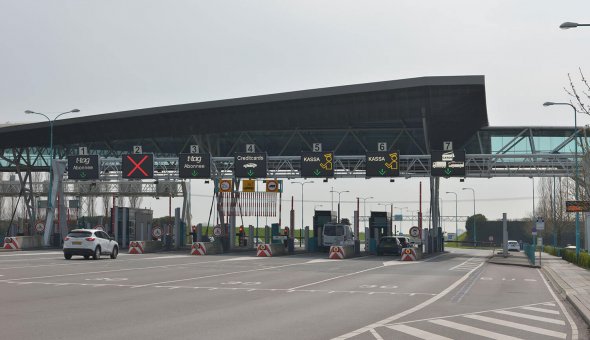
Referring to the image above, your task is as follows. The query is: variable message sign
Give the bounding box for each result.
[234,153,267,178]
[67,155,99,180]
[301,152,334,177]
[430,150,465,177]
[122,154,154,179]
[179,153,211,179]
[365,151,400,177]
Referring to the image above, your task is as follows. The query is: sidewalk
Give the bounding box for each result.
[541,253,590,327]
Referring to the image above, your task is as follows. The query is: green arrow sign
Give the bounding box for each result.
[378,168,386,176]
[313,169,321,176]
[80,172,86,178]
[247,169,254,177]
[191,170,199,177]
[444,168,453,176]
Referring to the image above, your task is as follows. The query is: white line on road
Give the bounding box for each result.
[520,306,560,315]
[0,252,61,257]
[130,262,303,288]
[332,262,484,339]
[463,314,567,339]
[429,319,523,340]
[368,329,383,340]
[538,268,578,340]
[387,324,453,340]
[494,310,565,325]
[289,265,384,290]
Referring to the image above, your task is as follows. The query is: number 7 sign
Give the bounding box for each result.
[122,154,154,179]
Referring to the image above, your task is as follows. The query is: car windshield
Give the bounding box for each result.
[380,238,396,245]
[324,225,344,236]
[67,231,92,238]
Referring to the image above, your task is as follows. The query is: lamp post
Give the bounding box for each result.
[445,191,458,241]
[291,181,314,245]
[358,196,373,229]
[25,109,79,213]
[559,22,590,29]
[330,189,349,221]
[462,187,476,245]
[543,102,580,258]
[394,206,407,234]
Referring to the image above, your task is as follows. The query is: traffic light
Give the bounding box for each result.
[239,225,245,236]
[284,227,289,236]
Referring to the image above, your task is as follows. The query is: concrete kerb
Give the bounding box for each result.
[541,265,590,328]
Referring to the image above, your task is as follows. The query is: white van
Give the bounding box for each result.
[322,223,354,249]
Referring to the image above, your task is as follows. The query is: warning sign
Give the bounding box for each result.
[242,179,255,192]
[219,179,233,192]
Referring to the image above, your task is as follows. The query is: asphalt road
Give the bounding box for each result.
[0,248,587,340]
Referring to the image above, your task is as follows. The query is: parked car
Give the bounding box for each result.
[63,229,119,260]
[377,236,403,256]
[507,240,520,252]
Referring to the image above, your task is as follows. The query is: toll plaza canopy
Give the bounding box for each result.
[0,75,488,160]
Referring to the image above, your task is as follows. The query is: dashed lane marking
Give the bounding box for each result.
[520,306,560,315]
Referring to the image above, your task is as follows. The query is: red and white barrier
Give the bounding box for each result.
[3,237,20,250]
[191,242,207,255]
[128,241,145,254]
[256,244,272,257]
[401,247,417,261]
[329,246,345,259]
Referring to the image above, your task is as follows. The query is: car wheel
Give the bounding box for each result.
[64,253,72,260]
[93,246,101,260]
[110,246,118,259]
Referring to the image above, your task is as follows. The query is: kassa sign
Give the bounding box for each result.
[122,154,154,179]
[365,151,399,177]
[301,152,334,177]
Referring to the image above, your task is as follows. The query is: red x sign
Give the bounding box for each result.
[122,154,154,179]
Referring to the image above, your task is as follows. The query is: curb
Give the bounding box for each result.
[541,265,590,328]
[487,259,537,268]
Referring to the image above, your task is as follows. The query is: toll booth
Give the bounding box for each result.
[311,210,337,252]
[368,211,391,254]
[111,207,153,248]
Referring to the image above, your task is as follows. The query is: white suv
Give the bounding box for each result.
[63,229,119,260]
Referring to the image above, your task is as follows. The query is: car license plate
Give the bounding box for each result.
[72,241,82,245]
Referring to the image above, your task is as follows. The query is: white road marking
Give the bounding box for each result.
[538,268,578,340]
[494,310,565,325]
[463,314,567,339]
[332,261,484,339]
[388,324,453,340]
[541,302,556,307]
[429,319,523,340]
[306,259,333,264]
[368,329,383,340]
[131,262,304,288]
[219,257,263,261]
[480,277,493,280]
[289,265,384,290]
[0,252,61,257]
[520,306,560,315]
[524,279,537,282]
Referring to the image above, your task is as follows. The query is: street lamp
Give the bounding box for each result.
[25,109,79,213]
[292,181,314,244]
[393,206,407,234]
[358,196,373,229]
[330,189,349,221]
[544,101,580,258]
[462,187,476,245]
[445,192,458,241]
[559,22,590,29]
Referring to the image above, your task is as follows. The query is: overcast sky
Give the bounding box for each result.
[1,1,589,230]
